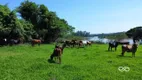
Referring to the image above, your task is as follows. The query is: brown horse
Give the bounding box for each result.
[71,40,79,47]
[87,41,92,46]
[121,43,138,57]
[64,40,79,47]
[65,40,71,47]
[50,43,66,64]
[31,39,42,46]
[78,40,83,47]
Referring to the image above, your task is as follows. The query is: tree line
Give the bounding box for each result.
[73,31,91,37]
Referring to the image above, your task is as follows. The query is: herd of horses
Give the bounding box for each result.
[64,40,92,48]
[49,40,92,64]
[50,40,138,64]
[0,38,42,46]
[0,38,139,64]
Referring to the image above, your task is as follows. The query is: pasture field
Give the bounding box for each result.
[0,44,142,80]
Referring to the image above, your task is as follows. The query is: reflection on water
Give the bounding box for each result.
[88,36,139,44]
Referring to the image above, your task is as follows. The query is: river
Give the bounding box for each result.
[88,36,139,44]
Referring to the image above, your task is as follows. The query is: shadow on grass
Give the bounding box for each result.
[47,59,56,63]
[116,55,132,58]
[47,59,61,64]
[105,50,116,52]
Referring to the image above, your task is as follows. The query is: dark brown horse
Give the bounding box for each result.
[50,43,66,64]
[70,40,78,47]
[65,40,71,47]
[31,39,42,46]
[78,40,83,47]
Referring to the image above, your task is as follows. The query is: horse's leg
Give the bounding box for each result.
[54,57,57,62]
[79,43,81,47]
[108,46,110,51]
[58,56,61,64]
[38,42,40,46]
[86,44,88,47]
[132,52,135,57]
[31,42,34,46]
[50,54,55,60]
[73,44,74,47]
[111,47,112,51]
[115,47,117,51]
[121,51,125,56]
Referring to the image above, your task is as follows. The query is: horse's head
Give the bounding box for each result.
[55,45,60,48]
[79,40,83,43]
[41,39,44,43]
[39,37,44,42]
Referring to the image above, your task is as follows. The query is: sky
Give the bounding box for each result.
[1,0,142,34]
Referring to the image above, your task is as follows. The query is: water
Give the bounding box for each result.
[88,36,136,44]
[120,39,133,44]
[89,36,111,44]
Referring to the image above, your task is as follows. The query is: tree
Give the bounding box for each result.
[126,26,142,42]
[74,31,90,37]
[17,0,74,43]
[0,4,25,39]
[0,4,11,38]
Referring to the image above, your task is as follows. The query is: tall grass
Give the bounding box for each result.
[0,44,142,80]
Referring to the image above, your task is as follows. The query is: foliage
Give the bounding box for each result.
[74,31,90,37]
[92,32,128,40]
[0,5,24,39]
[17,0,74,43]
[126,26,142,41]
[104,32,128,40]
[64,35,85,40]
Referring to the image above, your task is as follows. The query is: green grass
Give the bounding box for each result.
[0,44,142,80]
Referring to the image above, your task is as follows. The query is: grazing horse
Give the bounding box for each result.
[31,39,42,46]
[64,40,79,47]
[121,43,138,57]
[65,40,71,47]
[87,41,92,46]
[0,38,8,46]
[50,43,66,64]
[70,40,78,47]
[78,40,83,47]
[108,41,119,51]
[78,40,91,47]
[9,39,20,46]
